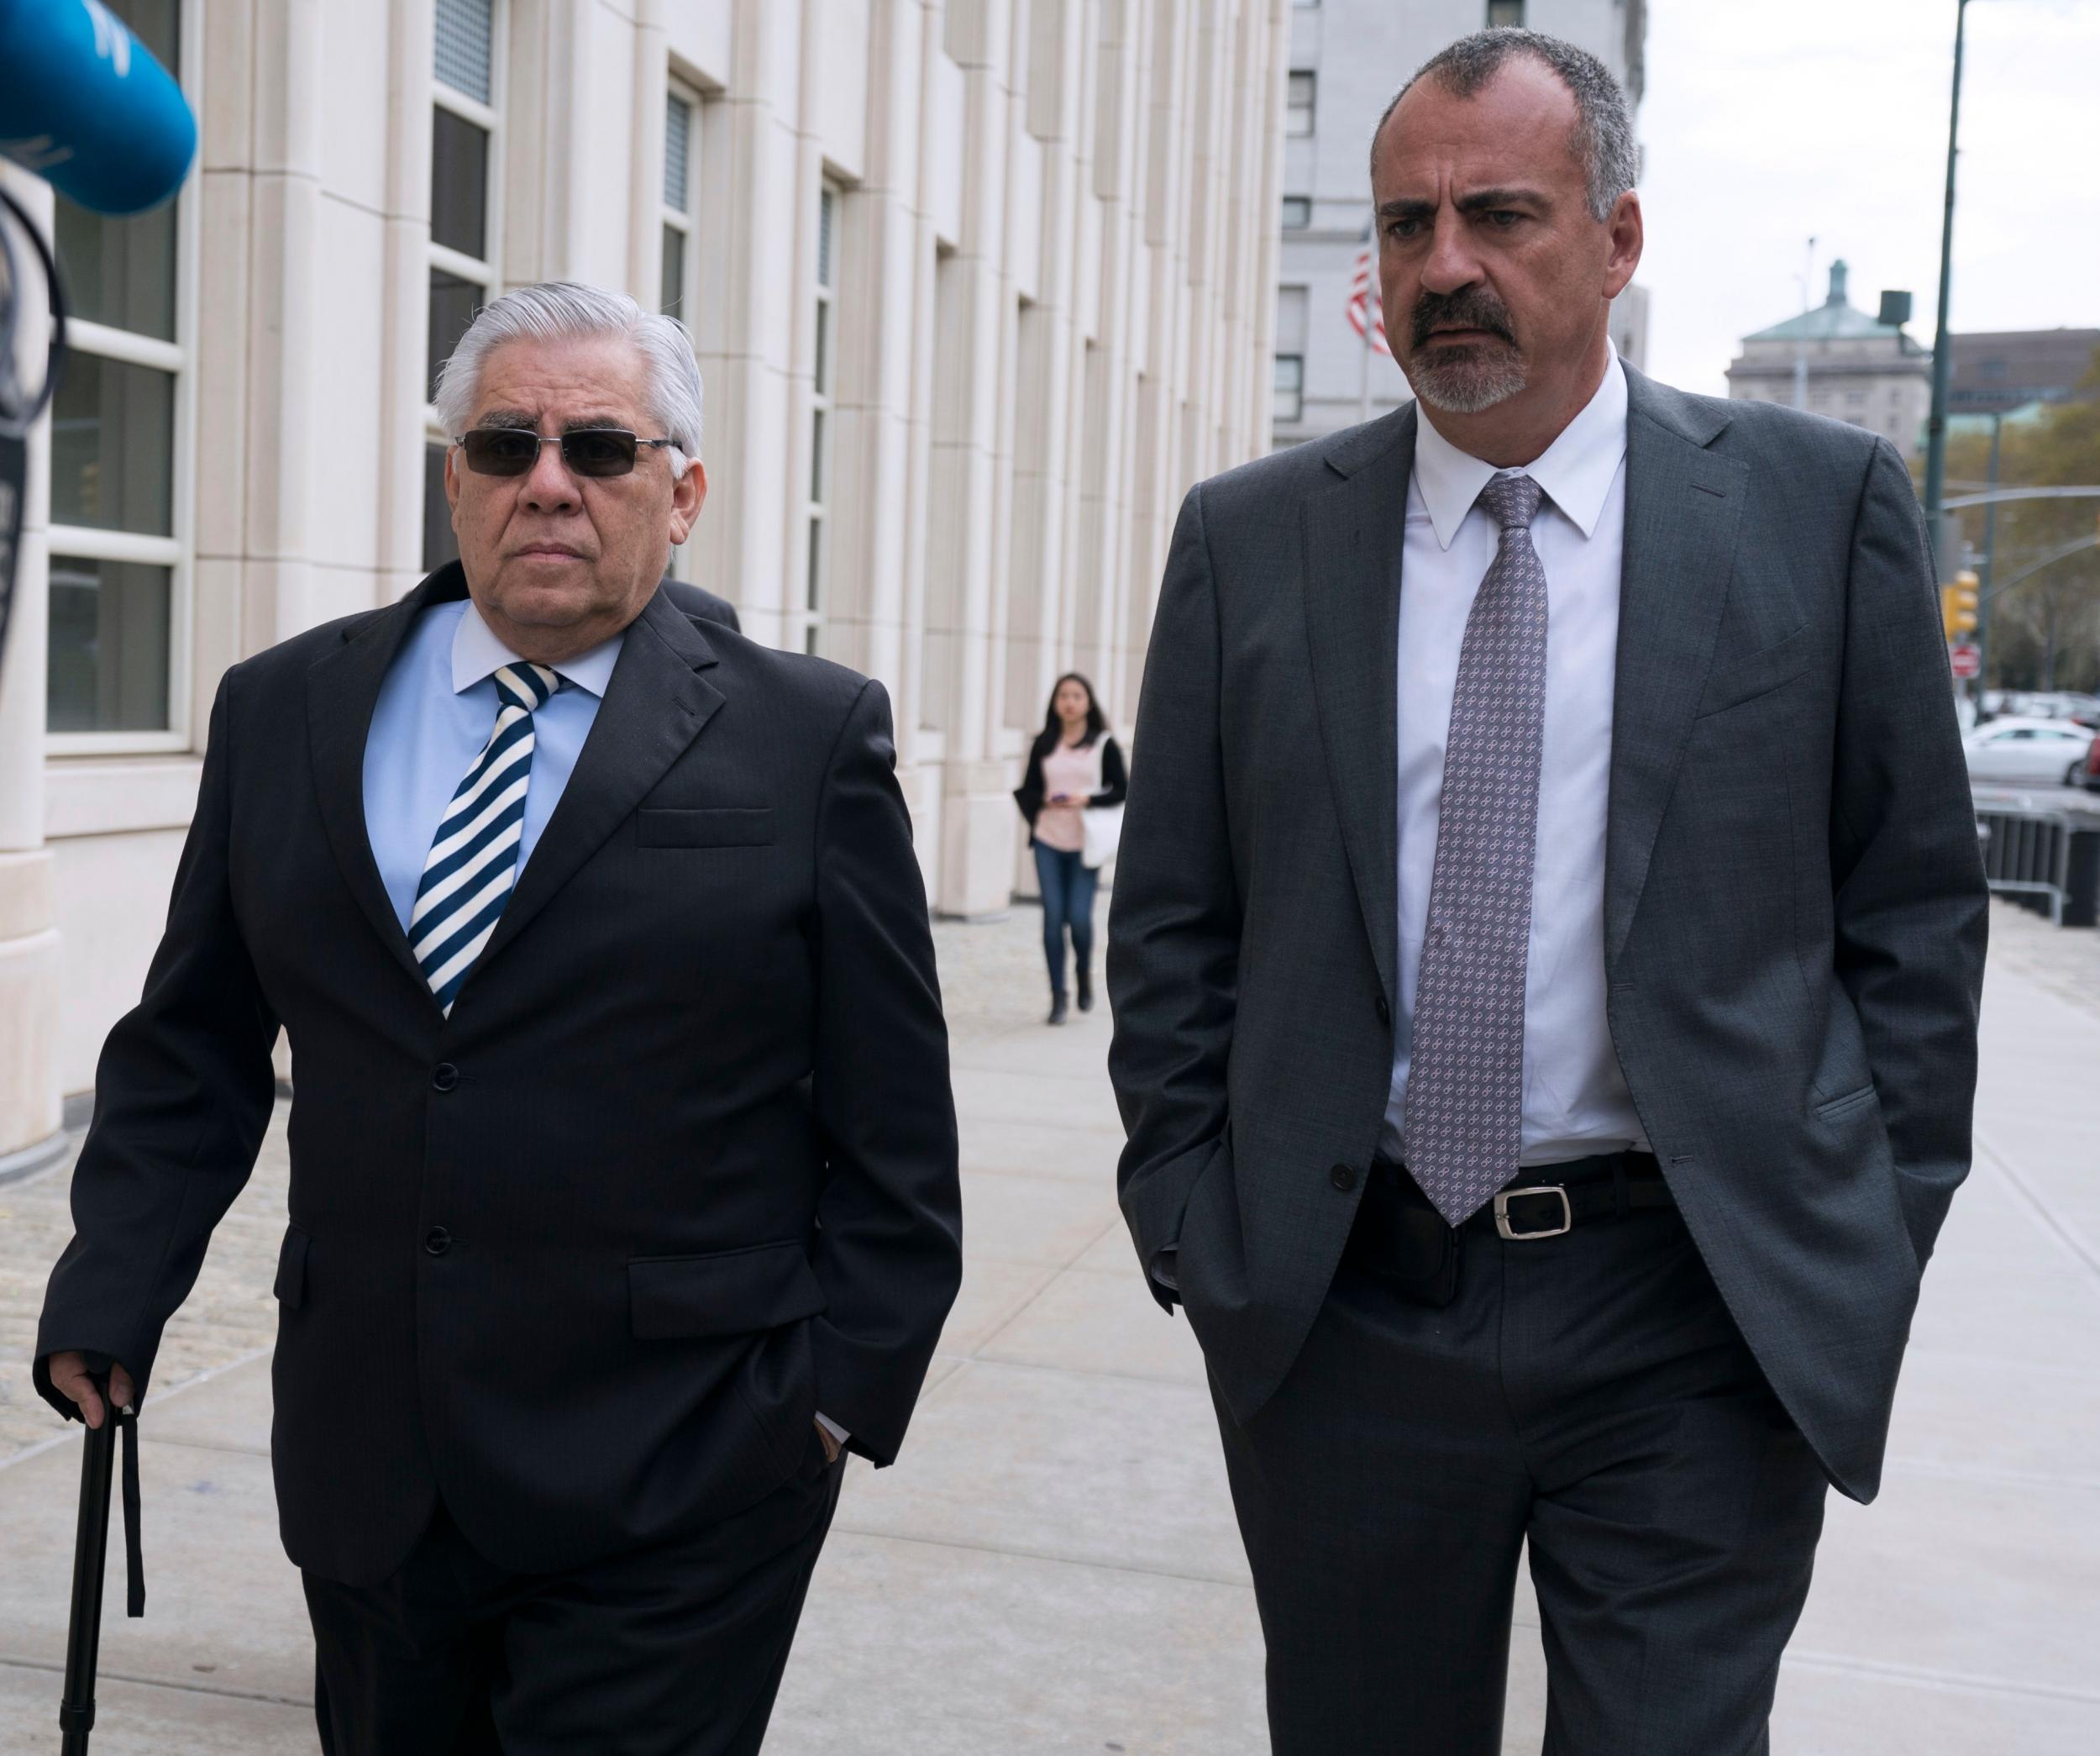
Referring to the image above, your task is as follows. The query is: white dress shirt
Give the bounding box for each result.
[1382,348,1650,1166]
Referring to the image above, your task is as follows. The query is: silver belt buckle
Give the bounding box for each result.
[1494,1184,1572,1241]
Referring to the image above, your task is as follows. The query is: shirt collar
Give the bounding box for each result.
[449,598,625,699]
[1409,341,1629,551]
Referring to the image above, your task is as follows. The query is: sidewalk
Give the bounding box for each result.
[1,902,2095,1753]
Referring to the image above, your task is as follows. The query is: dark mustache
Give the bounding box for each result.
[1410,289,1515,350]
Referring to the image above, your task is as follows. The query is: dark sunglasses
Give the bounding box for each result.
[455,427,678,479]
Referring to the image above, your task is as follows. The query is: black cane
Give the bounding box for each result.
[59,1372,141,1756]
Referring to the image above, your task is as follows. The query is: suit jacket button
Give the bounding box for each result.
[1330,1164,1357,1191]
[432,1064,459,1092]
[425,1227,452,1256]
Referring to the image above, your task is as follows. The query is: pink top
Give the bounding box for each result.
[1035,739,1095,853]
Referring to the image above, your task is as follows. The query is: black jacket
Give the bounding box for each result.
[1012,731,1127,842]
[662,577,740,634]
[34,565,961,1584]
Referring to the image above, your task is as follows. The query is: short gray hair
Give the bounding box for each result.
[1371,29,1638,223]
[433,281,705,471]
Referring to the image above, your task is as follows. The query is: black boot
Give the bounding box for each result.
[1075,969,1094,1013]
[1047,991,1068,1027]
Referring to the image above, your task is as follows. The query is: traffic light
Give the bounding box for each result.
[1940,570,1979,642]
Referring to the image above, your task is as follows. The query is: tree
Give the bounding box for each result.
[1937,345,2100,692]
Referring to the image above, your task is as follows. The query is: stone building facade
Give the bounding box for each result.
[0,0,1289,1170]
[1725,260,1933,459]
[1270,0,1648,449]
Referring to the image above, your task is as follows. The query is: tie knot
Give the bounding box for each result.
[493,664,560,714]
[1478,471,1542,534]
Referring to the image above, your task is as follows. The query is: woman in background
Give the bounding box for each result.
[1013,674,1127,1024]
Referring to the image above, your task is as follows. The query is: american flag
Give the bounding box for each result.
[1346,242,1391,355]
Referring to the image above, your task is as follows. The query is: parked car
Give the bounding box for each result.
[1990,691,2100,727]
[1963,716,2098,788]
[2076,733,2100,795]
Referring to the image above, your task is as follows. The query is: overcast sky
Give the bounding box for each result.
[1637,0,2100,397]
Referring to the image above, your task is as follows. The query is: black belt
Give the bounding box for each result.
[1471,1150,1671,1240]
[1346,1151,1672,1306]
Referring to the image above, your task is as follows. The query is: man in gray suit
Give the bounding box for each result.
[1108,29,1985,1754]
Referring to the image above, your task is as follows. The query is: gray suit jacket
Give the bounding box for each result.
[1106,367,1987,1503]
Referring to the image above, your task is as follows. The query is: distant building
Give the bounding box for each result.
[1273,0,1650,450]
[1947,329,2100,418]
[1725,260,1932,459]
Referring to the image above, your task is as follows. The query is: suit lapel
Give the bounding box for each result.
[1303,407,1416,1011]
[306,566,467,1007]
[470,587,724,972]
[1605,372,1748,968]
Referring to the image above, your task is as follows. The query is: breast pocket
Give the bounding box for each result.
[1694,625,1813,719]
[637,807,776,849]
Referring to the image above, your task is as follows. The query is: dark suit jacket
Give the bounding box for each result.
[663,576,741,634]
[1107,368,1987,1504]
[35,564,961,1584]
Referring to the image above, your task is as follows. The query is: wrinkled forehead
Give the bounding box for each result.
[470,333,652,428]
[1372,62,1584,202]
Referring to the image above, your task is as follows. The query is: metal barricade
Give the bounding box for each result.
[1971,787,2100,927]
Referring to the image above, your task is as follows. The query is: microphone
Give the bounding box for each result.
[0,0,197,216]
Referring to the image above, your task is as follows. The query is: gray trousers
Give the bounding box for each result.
[1211,1190,1828,1755]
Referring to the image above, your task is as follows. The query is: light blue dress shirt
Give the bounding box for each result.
[360,599,624,931]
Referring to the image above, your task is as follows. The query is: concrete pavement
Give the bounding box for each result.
[1,902,2095,1753]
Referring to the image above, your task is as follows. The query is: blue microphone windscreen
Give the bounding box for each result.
[0,0,198,216]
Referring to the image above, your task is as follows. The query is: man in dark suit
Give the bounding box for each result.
[35,281,961,1754]
[1109,31,1985,1755]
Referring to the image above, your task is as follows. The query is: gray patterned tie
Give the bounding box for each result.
[1403,471,1548,1226]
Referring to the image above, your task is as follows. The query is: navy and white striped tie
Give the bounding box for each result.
[412,662,560,1014]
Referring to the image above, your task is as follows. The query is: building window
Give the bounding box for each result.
[46,0,191,747]
[425,0,502,573]
[1274,284,1309,425]
[801,184,839,656]
[1487,2,1525,26]
[1274,356,1305,423]
[661,86,696,318]
[1281,196,1311,229]
[1286,72,1315,137]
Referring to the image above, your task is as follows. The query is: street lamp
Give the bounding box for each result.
[1922,0,1981,569]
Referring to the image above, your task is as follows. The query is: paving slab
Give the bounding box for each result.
[0,1662,317,1755]
[0,1421,310,1703]
[835,1359,1250,1587]
[129,1353,275,1459]
[979,1266,1210,1388]
[769,1529,1266,1756]
[1769,1659,2100,1755]
[1792,1472,2100,1696]
[935,1257,1062,1358]
[953,1168,1121,1269]
[954,1112,1126,1184]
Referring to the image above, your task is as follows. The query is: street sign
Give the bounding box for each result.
[1950,643,1982,679]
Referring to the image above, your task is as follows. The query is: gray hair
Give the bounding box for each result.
[1370,29,1638,223]
[432,281,705,471]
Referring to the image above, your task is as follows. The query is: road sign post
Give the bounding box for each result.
[1950,644,1982,681]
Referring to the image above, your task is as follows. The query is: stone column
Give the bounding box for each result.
[0,168,65,1175]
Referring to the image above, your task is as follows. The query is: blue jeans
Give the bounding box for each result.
[1033,843,1099,996]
